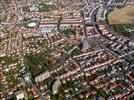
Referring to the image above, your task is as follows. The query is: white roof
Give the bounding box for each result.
[27,22,36,27]
[35,71,50,82]
[42,27,52,33]
[52,79,61,94]
[0,53,6,57]
[16,93,24,100]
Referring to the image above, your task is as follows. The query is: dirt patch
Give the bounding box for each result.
[108,5,134,24]
[127,12,134,18]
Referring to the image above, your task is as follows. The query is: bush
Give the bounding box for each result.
[25,52,54,76]
[97,88,108,99]
[111,24,131,37]
[38,3,57,12]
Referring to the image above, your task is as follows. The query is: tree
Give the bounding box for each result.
[97,88,108,99]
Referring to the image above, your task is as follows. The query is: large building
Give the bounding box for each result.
[43,0,58,4]
[35,71,51,82]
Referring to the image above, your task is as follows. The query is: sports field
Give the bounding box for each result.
[108,5,134,24]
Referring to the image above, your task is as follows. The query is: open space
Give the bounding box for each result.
[108,5,134,24]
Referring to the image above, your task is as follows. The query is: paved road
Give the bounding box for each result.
[32,83,45,100]
[0,81,8,99]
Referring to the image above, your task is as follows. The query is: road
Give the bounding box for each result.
[31,83,45,100]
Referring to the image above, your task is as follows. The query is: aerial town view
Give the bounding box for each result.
[0,0,134,100]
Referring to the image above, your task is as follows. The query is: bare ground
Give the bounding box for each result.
[108,5,134,24]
